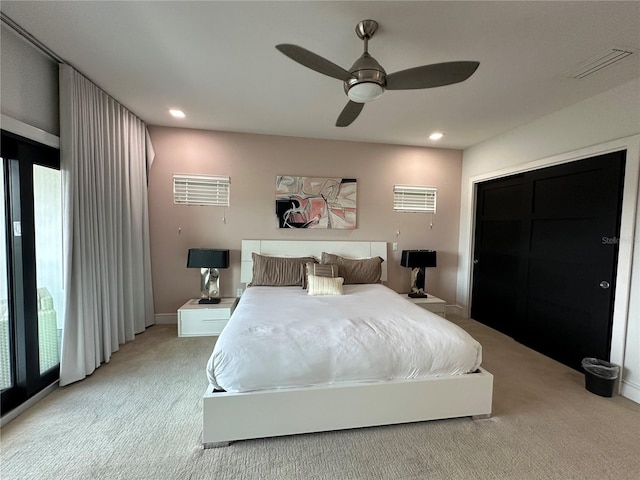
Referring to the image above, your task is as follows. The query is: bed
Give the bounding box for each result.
[202,240,493,447]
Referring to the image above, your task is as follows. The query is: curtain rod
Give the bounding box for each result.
[1,12,67,64]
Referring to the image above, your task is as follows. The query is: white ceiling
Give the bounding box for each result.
[2,1,639,149]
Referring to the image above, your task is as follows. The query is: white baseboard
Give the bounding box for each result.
[620,378,640,404]
[155,313,177,325]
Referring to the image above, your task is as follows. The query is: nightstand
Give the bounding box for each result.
[177,297,238,337]
[400,293,447,318]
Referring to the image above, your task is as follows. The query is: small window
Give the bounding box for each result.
[393,185,437,213]
[173,174,230,206]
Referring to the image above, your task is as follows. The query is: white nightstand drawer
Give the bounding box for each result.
[177,298,238,337]
[179,317,229,336]
[417,302,446,316]
[182,308,231,322]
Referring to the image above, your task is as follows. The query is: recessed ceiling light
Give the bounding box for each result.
[429,132,444,141]
[169,109,186,118]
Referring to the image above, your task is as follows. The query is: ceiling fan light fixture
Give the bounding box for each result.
[347,82,384,103]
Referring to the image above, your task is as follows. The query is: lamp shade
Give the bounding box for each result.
[187,249,229,269]
[400,250,437,269]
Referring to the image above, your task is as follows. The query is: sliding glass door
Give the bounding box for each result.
[1,159,12,392]
[1,130,61,414]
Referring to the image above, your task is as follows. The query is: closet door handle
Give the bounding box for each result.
[599,281,610,289]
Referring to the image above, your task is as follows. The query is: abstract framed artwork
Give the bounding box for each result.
[275,176,357,229]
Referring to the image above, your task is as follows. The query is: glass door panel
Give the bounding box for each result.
[1,130,60,414]
[1,157,12,391]
[33,165,62,374]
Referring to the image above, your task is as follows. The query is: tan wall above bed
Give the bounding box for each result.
[148,127,463,315]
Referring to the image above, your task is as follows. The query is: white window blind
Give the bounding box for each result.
[173,174,230,206]
[393,185,437,213]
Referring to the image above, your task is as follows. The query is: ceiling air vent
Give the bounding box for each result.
[566,47,636,79]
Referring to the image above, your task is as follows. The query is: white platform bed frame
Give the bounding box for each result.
[202,240,493,447]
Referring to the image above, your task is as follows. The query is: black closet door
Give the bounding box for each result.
[471,175,526,338]
[471,151,626,371]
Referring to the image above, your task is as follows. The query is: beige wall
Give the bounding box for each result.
[148,127,463,314]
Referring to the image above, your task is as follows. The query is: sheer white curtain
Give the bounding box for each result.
[59,65,154,386]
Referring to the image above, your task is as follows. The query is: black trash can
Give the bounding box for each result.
[582,358,619,397]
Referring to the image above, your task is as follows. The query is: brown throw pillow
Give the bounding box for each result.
[320,253,383,284]
[249,253,316,287]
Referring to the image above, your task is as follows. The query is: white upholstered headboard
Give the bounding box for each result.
[240,240,388,284]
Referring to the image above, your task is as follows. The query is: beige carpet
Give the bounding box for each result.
[1,316,639,480]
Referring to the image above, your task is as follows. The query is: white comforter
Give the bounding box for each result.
[207,284,482,392]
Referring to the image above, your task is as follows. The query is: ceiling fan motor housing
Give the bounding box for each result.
[344,53,386,103]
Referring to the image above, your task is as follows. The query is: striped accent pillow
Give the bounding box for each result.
[303,262,338,289]
[306,262,339,278]
[307,274,344,296]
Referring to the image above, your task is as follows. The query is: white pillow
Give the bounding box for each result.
[307,274,344,296]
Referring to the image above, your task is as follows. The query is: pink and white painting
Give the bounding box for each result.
[275,176,357,229]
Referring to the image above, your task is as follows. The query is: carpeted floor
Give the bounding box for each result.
[1,316,639,480]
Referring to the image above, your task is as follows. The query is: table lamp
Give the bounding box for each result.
[400,250,437,298]
[187,248,229,304]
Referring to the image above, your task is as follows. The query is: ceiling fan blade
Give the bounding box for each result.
[336,101,364,127]
[386,61,480,90]
[276,44,354,81]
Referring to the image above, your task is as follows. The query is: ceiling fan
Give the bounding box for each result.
[276,19,480,127]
